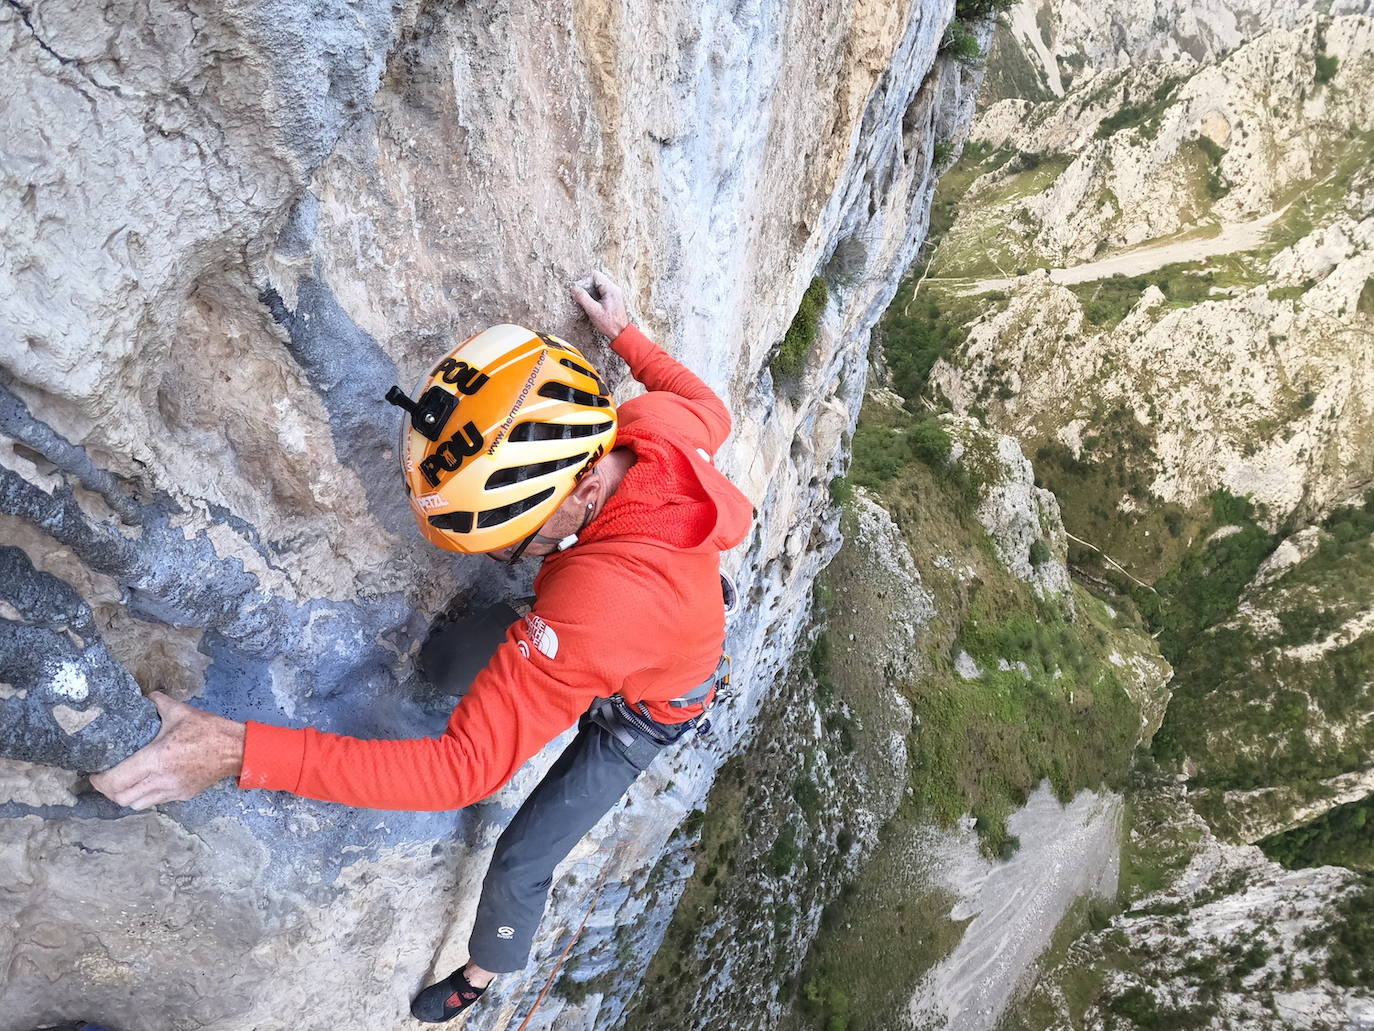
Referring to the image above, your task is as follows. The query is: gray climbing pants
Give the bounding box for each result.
[421,605,693,974]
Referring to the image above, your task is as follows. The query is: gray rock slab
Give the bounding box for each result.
[0,547,159,773]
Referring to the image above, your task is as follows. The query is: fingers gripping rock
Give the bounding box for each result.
[0,547,160,774]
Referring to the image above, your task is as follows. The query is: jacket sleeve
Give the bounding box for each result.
[611,325,732,452]
[237,615,604,811]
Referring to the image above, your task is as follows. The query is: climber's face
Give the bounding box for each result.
[485,466,605,562]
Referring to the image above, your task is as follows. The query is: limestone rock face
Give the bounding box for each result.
[0,1,983,1028]
[946,415,1074,601]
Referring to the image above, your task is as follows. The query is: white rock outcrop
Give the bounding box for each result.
[947,415,1074,600]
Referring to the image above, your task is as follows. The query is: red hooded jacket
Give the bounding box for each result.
[238,326,754,811]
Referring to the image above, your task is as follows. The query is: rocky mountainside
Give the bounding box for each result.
[920,1,1374,843]
[5,1,1372,1029]
[0,1,983,1029]
[931,15,1374,542]
[852,0,1374,1026]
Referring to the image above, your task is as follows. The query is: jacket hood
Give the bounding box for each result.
[576,422,753,554]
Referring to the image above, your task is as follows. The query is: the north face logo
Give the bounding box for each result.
[522,614,559,659]
[497,925,515,940]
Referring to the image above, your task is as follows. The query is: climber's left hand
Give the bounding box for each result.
[90,691,246,810]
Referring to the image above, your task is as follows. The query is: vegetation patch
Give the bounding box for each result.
[1093,77,1184,142]
[795,849,966,1031]
[912,585,1141,857]
[1260,792,1374,872]
[1267,283,1311,302]
[1358,276,1374,315]
[924,147,1071,280]
[1315,53,1339,85]
[1189,136,1229,201]
[1311,875,1374,989]
[1149,492,1374,798]
[878,274,1009,402]
[785,402,1159,1027]
[1265,131,1374,254]
[1117,778,1206,905]
[926,140,1016,240]
[1066,254,1265,329]
[1031,406,1197,584]
[851,406,958,490]
[1133,492,1274,657]
[942,21,983,63]
[771,277,829,377]
[994,892,1118,1031]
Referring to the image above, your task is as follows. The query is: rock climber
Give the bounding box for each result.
[90,271,754,1022]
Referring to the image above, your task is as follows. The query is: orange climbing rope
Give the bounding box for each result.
[514,849,621,1030]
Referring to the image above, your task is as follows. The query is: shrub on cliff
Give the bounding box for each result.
[772,276,829,377]
[942,22,982,63]
[954,0,1015,17]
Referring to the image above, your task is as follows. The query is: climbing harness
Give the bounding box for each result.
[587,570,737,745]
[586,651,730,746]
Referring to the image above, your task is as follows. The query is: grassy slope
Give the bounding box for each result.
[786,407,1161,1031]
[620,503,933,1031]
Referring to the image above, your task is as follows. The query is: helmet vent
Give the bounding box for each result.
[428,511,475,533]
[537,333,572,352]
[486,453,589,489]
[478,486,557,528]
[538,382,611,408]
[558,356,601,379]
[559,358,609,395]
[511,420,613,442]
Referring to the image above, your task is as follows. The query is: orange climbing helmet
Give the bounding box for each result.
[385,324,617,554]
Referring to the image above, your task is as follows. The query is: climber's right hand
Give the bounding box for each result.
[571,270,631,340]
[90,691,246,810]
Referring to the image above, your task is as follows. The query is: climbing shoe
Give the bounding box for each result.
[410,967,488,1023]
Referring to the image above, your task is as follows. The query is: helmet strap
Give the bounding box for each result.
[505,529,539,565]
[509,495,601,563]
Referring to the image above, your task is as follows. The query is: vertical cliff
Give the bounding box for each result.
[0,1,984,1029]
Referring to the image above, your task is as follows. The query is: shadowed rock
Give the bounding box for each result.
[0,547,159,773]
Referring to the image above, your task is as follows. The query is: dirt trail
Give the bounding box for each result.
[938,207,1285,294]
